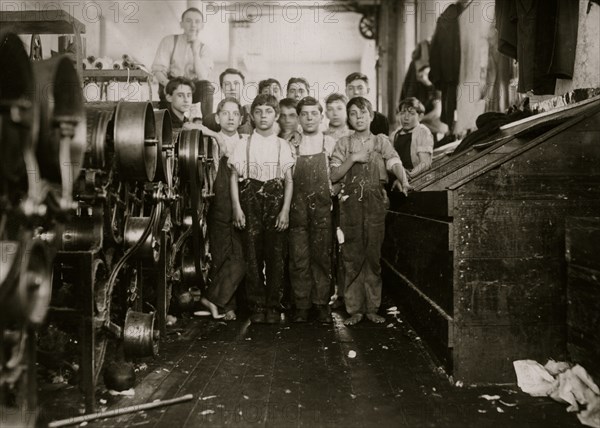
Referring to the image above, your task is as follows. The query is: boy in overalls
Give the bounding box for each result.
[330,97,410,326]
[289,97,337,323]
[194,97,248,321]
[229,94,295,324]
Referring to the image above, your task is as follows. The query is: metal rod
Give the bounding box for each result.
[48,393,193,427]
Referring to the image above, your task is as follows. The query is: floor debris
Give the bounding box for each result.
[200,395,217,401]
[480,394,501,401]
[108,388,135,397]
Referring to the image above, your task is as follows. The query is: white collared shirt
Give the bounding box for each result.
[228,131,295,182]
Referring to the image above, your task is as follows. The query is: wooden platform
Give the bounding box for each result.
[38,309,581,428]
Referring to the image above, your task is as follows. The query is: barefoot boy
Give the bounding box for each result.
[192,97,248,321]
[229,94,295,324]
[330,97,410,326]
[288,97,336,323]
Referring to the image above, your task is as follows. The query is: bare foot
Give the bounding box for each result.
[223,310,237,321]
[344,313,364,326]
[200,297,225,319]
[366,313,385,323]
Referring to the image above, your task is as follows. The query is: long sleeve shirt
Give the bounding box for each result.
[152,35,214,82]
[330,133,402,183]
[390,124,434,169]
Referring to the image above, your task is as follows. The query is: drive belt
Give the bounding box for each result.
[178,129,204,288]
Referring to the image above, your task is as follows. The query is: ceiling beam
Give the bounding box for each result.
[198,0,381,12]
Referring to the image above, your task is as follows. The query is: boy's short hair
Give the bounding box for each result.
[279,97,298,111]
[296,96,322,114]
[347,96,373,116]
[216,96,243,114]
[259,78,282,93]
[251,94,280,115]
[286,77,310,91]
[325,93,348,106]
[345,72,369,87]
[398,97,425,114]
[182,7,203,21]
[219,68,245,87]
[165,77,195,96]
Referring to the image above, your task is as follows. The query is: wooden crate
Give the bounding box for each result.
[565,217,600,384]
[383,96,600,383]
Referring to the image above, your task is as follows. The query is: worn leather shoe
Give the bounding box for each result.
[316,305,333,324]
[265,308,280,324]
[293,308,309,323]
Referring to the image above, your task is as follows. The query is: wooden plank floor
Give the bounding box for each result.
[39,305,582,428]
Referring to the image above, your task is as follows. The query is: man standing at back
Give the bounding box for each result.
[345,72,389,136]
[152,7,214,118]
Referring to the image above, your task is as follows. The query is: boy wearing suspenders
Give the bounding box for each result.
[289,97,337,323]
[152,8,214,118]
[330,97,410,326]
[229,94,295,324]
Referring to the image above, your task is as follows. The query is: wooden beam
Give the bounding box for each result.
[0,10,86,34]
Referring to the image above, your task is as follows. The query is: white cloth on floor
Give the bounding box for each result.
[513,359,600,428]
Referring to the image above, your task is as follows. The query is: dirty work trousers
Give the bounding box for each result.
[289,151,332,310]
[239,178,287,312]
[339,152,387,315]
[206,156,246,311]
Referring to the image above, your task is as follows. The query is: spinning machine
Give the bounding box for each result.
[0,31,217,418]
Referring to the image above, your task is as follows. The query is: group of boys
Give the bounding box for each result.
[164,71,411,326]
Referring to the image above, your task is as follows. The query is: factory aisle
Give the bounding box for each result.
[40,306,580,428]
